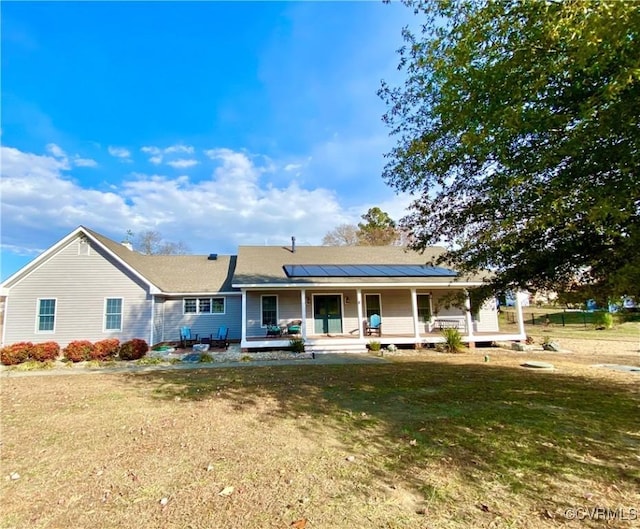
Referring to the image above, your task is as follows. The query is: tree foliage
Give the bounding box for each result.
[379,0,640,299]
[134,230,189,255]
[322,208,401,246]
[357,207,400,246]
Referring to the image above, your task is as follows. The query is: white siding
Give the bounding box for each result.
[4,239,151,347]
[476,298,499,332]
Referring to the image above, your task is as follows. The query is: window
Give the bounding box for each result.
[261,295,278,326]
[198,298,211,313]
[105,298,123,331]
[364,294,381,319]
[184,297,225,314]
[37,299,56,332]
[417,294,432,322]
[184,299,197,313]
[211,297,225,314]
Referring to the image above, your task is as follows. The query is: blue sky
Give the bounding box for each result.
[1,1,416,281]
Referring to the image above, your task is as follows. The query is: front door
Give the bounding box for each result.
[313,295,343,334]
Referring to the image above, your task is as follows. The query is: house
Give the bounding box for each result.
[0,227,527,352]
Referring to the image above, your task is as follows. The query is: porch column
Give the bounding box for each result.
[300,289,307,339]
[411,288,420,339]
[515,290,526,339]
[356,289,364,339]
[464,290,475,346]
[241,289,247,343]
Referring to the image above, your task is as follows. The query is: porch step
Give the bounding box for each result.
[305,342,368,354]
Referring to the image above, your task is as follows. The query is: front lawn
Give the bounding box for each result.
[2,355,638,528]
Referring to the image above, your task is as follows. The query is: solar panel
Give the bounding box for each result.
[283,264,457,278]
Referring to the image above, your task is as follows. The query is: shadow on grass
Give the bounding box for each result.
[124,361,640,509]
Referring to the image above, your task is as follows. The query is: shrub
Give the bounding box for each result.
[593,311,613,330]
[63,340,95,362]
[368,340,381,352]
[0,342,35,365]
[289,338,306,353]
[32,341,60,362]
[441,328,464,353]
[119,338,148,361]
[92,338,120,360]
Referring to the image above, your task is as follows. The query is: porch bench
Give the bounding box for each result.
[435,319,461,330]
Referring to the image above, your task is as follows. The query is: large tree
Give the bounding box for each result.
[322,207,401,246]
[379,0,640,299]
[357,206,400,246]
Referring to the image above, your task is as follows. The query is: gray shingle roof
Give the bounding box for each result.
[85,228,237,293]
[232,245,488,285]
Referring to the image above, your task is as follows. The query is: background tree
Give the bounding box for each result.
[357,207,400,246]
[322,224,360,246]
[379,0,640,300]
[134,230,189,255]
[322,208,401,246]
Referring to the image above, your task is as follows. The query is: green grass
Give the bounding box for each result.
[500,308,640,340]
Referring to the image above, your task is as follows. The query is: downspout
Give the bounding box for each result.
[241,289,247,347]
[149,295,155,346]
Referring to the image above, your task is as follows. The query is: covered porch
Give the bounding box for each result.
[240,287,527,353]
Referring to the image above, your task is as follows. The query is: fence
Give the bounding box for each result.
[504,311,596,328]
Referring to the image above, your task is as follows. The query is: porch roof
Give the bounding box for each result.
[232,245,490,287]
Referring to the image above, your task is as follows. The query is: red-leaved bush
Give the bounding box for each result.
[0,342,35,365]
[118,338,148,361]
[32,341,60,362]
[63,340,95,362]
[91,338,120,360]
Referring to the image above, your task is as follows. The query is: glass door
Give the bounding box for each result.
[313,295,343,334]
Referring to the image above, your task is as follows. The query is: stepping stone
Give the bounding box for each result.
[521,361,554,369]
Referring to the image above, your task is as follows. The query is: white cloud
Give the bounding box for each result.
[166,158,199,169]
[46,143,66,159]
[108,146,131,159]
[1,144,372,268]
[165,144,194,154]
[284,163,303,172]
[73,156,98,168]
[141,144,196,166]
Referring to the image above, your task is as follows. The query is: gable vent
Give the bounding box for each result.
[208,254,218,260]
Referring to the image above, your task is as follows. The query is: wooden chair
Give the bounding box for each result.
[365,314,381,336]
[179,327,198,348]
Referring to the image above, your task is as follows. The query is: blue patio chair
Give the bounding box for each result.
[211,326,229,349]
[366,314,382,336]
[180,326,198,348]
